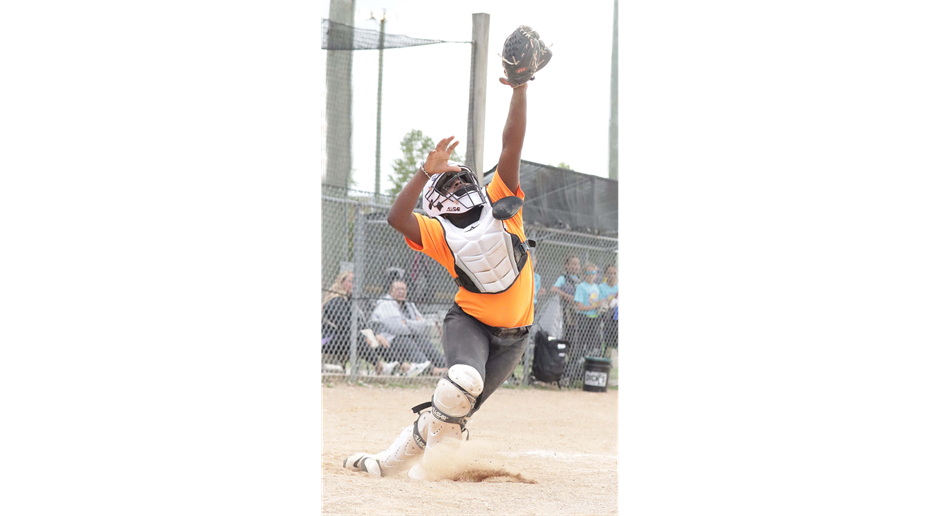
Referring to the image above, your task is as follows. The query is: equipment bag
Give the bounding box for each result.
[532,330,568,385]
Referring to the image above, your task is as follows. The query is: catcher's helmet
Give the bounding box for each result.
[422,163,486,217]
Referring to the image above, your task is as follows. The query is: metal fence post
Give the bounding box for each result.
[348,202,366,382]
[466,13,489,179]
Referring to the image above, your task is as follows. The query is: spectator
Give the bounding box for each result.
[531,252,547,305]
[567,262,604,381]
[321,271,396,375]
[549,254,582,338]
[371,280,448,376]
[598,264,618,304]
[598,264,619,354]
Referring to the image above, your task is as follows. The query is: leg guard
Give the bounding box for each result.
[376,411,432,475]
[344,410,431,478]
[423,365,484,464]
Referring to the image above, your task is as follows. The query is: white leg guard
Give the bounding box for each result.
[344,411,431,478]
[377,411,431,475]
[419,365,484,474]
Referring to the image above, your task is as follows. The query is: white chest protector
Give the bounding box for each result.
[437,202,530,294]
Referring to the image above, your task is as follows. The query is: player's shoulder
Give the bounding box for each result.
[487,167,521,200]
[413,211,444,232]
[411,211,448,253]
[485,180,502,202]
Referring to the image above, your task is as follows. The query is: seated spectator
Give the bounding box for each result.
[321,271,396,375]
[371,280,448,376]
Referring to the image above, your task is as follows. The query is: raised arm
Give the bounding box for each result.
[386,137,461,245]
[495,81,528,193]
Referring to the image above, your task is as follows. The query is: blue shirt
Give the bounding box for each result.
[574,281,601,317]
[598,282,618,302]
[533,273,542,304]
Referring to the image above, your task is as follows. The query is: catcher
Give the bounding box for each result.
[343,26,551,480]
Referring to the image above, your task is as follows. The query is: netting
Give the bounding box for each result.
[321,18,472,192]
[484,161,619,235]
[322,19,468,50]
[320,185,619,389]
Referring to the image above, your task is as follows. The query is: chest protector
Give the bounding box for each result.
[438,202,530,294]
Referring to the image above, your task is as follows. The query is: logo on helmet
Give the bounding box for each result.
[422,164,487,218]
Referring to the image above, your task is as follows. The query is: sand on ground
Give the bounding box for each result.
[321,382,618,515]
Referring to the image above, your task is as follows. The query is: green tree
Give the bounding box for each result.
[388,129,463,196]
[555,162,572,170]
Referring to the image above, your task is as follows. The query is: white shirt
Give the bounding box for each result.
[370,294,429,344]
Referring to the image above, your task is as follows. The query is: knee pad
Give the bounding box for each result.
[432,364,484,423]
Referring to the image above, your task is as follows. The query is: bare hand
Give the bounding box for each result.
[376,335,390,348]
[424,137,462,176]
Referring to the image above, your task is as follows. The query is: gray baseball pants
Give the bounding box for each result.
[441,303,530,415]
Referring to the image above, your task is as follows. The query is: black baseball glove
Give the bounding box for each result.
[499,25,552,87]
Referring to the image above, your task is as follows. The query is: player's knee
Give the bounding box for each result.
[432,364,484,419]
[446,364,484,400]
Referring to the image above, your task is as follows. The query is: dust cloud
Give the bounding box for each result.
[419,439,537,483]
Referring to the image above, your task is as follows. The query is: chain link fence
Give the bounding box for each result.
[321,186,619,388]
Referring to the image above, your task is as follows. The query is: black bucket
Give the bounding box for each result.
[583,357,612,392]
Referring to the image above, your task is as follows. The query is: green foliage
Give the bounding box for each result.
[388,129,463,196]
[555,162,572,170]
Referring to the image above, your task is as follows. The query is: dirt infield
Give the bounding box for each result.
[321,382,618,515]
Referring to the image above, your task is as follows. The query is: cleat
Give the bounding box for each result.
[343,452,383,477]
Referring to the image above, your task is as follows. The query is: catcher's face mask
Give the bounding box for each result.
[423,165,486,218]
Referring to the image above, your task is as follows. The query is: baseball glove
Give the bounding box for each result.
[499,25,552,87]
